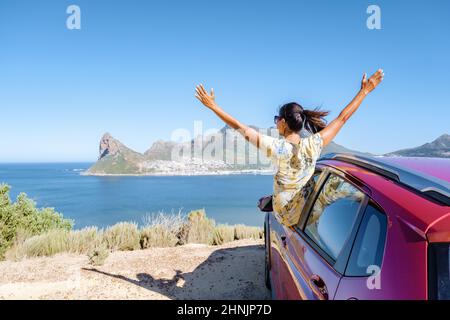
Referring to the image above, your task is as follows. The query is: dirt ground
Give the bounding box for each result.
[0,239,271,300]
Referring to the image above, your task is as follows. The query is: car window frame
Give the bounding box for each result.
[293,167,369,275]
[343,200,388,278]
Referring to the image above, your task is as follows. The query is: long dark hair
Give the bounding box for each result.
[278,102,329,134]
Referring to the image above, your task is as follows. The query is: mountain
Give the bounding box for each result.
[385,134,450,158]
[144,140,178,161]
[86,133,146,174]
[85,127,367,175]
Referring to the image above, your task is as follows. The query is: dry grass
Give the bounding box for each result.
[212,224,236,245]
[103,222,140,251]
[4,210,263,261]
[7,229,69,260]
[6,227,102,260]
[182,209,216,245]
[140,211,184,248]
[67,227,102,254]
[234,224,263,240]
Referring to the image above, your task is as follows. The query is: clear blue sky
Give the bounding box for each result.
[0,0,449,162]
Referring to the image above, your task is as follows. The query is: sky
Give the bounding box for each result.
[0,0,449,162]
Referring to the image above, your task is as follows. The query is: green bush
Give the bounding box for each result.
[103,222,140,251]
[0,184,73,259]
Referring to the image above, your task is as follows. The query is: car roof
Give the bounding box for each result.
[319,154,450,205]
[377,157,450,183]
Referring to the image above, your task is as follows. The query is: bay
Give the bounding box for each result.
[0,163,273,229]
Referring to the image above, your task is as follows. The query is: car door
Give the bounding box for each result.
[268,172,323,299]
[268,214,297,299]
[281,172,369,300]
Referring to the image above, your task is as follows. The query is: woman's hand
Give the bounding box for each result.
[361,69,384,95]
[193,84,253,138]
[320,68,385,147]
[195,84,217,109]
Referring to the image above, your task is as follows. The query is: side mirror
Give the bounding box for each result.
[257,195,273,212]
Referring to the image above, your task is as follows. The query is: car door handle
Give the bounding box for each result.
[309,275,329,300]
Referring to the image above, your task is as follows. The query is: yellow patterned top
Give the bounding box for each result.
[259,133,324,226]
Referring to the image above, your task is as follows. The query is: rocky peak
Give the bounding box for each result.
[98,132,123,159]
[433,134,450,147]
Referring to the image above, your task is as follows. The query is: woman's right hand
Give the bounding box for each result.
[195,84,218,110]
[361,69,384,95]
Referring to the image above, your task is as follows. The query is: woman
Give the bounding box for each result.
[195,69,384,226]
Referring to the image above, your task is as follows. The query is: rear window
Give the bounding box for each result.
[345,203,387,276]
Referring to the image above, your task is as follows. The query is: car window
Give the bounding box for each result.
[304,174,365,260]
[345,203,387,276]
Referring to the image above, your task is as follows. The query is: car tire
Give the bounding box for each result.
[264,217,272,290]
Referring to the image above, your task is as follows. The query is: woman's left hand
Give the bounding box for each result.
[195,84,217,109]
[361,69,384,95]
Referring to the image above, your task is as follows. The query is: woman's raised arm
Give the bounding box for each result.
[319,69,384,146]
[195,84,261,147]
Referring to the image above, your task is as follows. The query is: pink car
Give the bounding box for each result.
[261,154,450,300]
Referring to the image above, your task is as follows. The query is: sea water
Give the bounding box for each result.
[0,163,273,229]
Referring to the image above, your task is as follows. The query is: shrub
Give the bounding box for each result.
[0,184,73,259]
[182,209,216,245]
[0,229,5,259]
[140,212,184,248]
[212,224,235,245]
[8,229,69,259]
[103,222,140,251]
[88,243,109,266]
[234,225,263,240]
[1,192,265,261]
[140,225,179,248]
[67,227,102,254]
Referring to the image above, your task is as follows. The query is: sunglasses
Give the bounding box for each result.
[274,116,282,124]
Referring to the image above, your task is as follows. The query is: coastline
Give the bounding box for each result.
[80,169,275,177]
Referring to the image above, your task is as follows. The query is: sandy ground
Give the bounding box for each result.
[0,239,270,300]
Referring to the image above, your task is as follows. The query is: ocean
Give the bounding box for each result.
[0,163,273,229]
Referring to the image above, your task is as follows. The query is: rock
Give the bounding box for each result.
[99,133,121,159]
